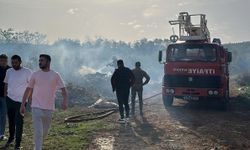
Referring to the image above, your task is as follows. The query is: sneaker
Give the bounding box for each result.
[125,117,130,122]
[3,138,14,148]
[117,118,125,124]
[15,146,21,150]
[0,135,7,141]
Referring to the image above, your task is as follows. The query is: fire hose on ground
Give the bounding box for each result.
[64,92,162,123]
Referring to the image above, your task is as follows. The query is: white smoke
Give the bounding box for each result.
[78,66,97,76]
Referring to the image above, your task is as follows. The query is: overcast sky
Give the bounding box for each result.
[0,0,249,43]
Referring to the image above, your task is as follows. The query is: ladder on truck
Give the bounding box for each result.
[169,12,210,42]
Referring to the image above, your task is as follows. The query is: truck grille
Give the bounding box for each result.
[163,75,221,88]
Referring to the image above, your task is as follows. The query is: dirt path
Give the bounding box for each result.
[89,96,250,150]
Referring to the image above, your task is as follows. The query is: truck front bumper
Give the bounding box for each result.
[162,86,225,98]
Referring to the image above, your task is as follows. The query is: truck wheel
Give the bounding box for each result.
[219,90,230,110]
[219,100,228,110]
[163,95,174,107]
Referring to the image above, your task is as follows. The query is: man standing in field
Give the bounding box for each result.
[111,60,135,123]
[131,62,150,116]
[20,54,68,150]
[0,54,10,141]
[4,55,32,150]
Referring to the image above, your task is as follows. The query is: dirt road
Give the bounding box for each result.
[90,96,250,150]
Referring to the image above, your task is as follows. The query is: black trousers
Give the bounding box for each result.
[116,88,130,119]
[6,97,23,148]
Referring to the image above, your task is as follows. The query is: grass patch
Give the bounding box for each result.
[0,107,113,150]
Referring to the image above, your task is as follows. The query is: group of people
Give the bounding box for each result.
[0,54,68,150]
[0,54,150,149]
[111,60,150,123]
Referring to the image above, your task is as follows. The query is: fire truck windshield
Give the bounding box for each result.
[167,44,217,62]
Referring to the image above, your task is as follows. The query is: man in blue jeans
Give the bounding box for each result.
[0,54,10,140]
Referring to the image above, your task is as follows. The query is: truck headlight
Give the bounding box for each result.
[208,90,213,95]
[170,89,175,94]
[213,90,219,95]
[166,89,174,94]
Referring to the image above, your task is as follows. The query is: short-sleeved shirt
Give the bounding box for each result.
[28,70,65,110]
[4,67,32,102]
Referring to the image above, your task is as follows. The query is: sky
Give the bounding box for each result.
[0,0,249,43]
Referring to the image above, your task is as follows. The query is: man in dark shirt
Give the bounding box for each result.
[0,54,10,140]
[131,62,150,116]
[111,60,135,123]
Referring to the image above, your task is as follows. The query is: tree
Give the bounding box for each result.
[0,28,47,44]
[0,28,16,43]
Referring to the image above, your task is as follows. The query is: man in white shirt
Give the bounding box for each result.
[3,55,32,150]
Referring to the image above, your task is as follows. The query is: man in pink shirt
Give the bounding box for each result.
[20,54,68,150]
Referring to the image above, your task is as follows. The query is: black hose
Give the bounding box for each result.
[64,92,162,123]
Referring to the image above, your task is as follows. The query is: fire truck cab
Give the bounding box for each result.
[158,12,232,109]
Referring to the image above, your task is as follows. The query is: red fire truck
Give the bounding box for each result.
[158,12,232,109]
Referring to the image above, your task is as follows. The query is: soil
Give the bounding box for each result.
[89,94,250,150]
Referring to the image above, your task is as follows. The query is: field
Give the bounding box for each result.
[0,107,114,150]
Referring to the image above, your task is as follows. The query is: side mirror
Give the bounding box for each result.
[227,52,232,62]
[158,51,162,63]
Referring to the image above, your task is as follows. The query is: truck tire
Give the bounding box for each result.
[219,99,228,110]
[163,94,174,107]
[219,90,230,110]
